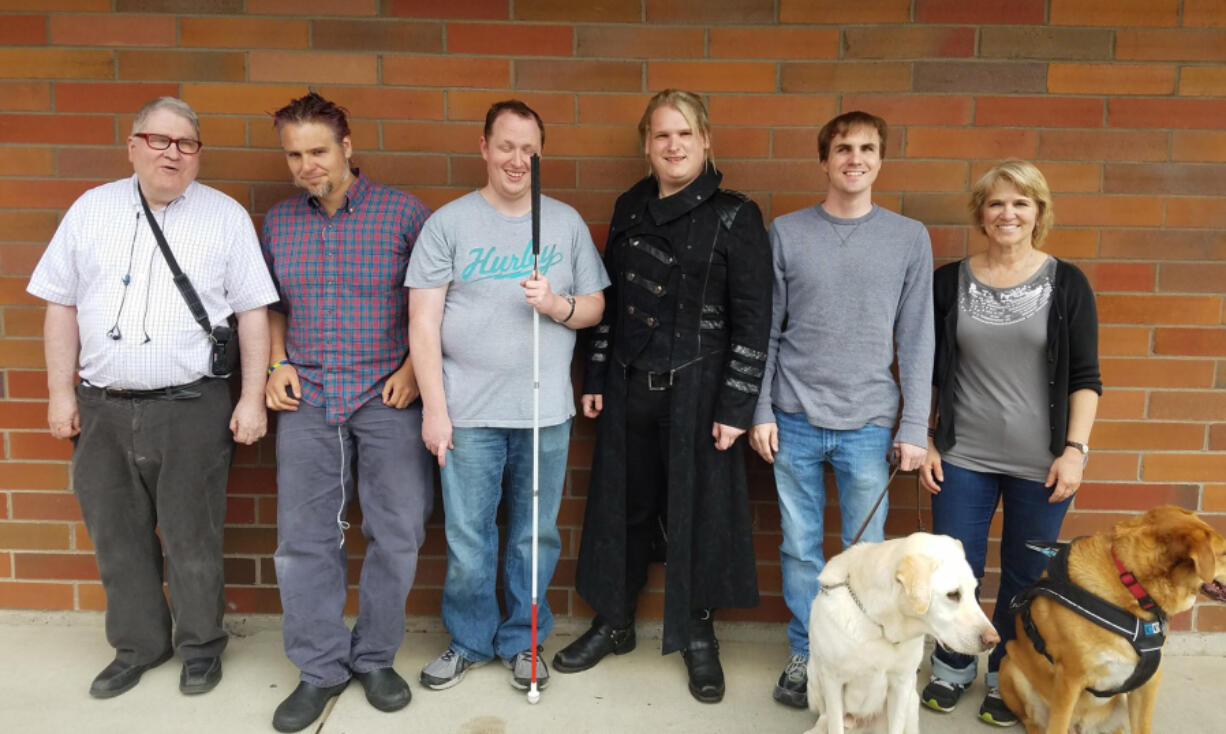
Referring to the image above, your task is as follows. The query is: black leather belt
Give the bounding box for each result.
[81,377,214,400]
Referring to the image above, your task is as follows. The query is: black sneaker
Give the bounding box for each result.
[921,675,968,713]
[772,654,807,708]
[978,687,1018,727]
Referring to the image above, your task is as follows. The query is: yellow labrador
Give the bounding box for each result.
[805,532,999,734]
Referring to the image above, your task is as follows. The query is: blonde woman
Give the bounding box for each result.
[919,160,1101,726]
[553,90,772,703]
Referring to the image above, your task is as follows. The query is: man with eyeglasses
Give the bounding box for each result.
[26,97,277,699]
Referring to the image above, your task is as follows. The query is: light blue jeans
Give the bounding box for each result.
[439,420,571,663]
[773,410,893,657]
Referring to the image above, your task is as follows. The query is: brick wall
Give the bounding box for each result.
[2,1,1225,633]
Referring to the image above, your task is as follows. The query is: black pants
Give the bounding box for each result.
[73,379,233,665]
[622,371,671,623]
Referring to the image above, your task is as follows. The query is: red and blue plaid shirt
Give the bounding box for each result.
[261,171,431,424]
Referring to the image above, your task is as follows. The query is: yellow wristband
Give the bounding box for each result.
[268,360,288,375]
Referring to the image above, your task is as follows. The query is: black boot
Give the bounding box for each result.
[552,615,636,673]
[681,610,724,703]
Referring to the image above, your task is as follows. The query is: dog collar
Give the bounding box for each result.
[822,580,898,644]
[1111,547,1160,613]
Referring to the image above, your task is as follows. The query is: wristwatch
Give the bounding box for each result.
[1065,440,1090,466]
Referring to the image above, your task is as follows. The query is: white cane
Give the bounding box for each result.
[527,153,542,705]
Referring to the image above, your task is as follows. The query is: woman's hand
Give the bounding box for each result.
[919,440,944,495]
[1045,448,1085,503]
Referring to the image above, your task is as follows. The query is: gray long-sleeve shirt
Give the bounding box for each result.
[752,204,935,448]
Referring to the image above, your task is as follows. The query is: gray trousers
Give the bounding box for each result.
[274,399,434,687]
[73,379,234,666]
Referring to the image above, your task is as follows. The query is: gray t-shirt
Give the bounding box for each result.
[405,190,610,428]
[754,204,935,447]
[943,257,1056,482]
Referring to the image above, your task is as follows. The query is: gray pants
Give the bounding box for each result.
[73,379,234,666]
[274,399,434,687]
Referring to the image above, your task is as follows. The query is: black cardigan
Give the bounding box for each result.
[932,257,1103,457]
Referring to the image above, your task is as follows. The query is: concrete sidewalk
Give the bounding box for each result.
[1,612,1222,733]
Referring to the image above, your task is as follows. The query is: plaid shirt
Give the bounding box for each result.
[261,172,431,424]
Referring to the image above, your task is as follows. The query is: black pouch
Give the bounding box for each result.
[210,324,239,376]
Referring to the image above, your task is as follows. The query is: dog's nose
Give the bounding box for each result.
[982,627,1001,646]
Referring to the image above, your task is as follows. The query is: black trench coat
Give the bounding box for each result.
[574,167,773,654]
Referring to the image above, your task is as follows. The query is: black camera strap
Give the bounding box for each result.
[137,183,214,339]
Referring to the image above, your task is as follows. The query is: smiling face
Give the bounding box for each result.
[278,120,353,204]
[480,110,542,206]
[128,107,200,208]
[980,181,1038,250]
[820,124,881,201]
[645,104,709,197]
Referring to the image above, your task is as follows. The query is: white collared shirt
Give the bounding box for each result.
[28,174,278,389]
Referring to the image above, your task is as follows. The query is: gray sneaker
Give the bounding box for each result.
[420,647,484,690]
[504,647,549,691]
[772,653,808,708]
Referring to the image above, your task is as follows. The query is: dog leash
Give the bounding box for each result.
[848,462,902,546]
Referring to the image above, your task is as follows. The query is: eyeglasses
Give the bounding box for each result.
[133,133,203,155]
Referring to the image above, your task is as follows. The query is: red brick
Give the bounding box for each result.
[918,0,1043,23]
[382,56,509,88]
[13,552,98,580]
[1051,0,1178,27]
[313,87,444,122]
[916,61,1047,94]
[5,370,48,399]
[196,116,247,147]
[646,0,773,23]
[1185,0,1226,28]
[979,27,1113,60]
[247,0,375,11]
[0,0,107,7]
[1049,64,1175,95]
[876,160,970,192]
[54,148,135,180]
[55,82,179,114]
[1116,30,1226,62]
[384,0,505,19]
[1160,264,1226,294]
[1154,327,1226,356]
[780,0,908,23]
[1083,453,1140,482]
[975,96,1103,128]
[0,49,112,80]
[1211,426,1226,451]
[1098,389,1146,419]
[711,28,840,59]
[118,50,243,82]
[0,147,53,177]
[314,19,441,52]
[1143,454,1226,482]
[577,158,646,191]
[781,62,910,93]
[1092,421,1205,450]
[844,26,974,59]
[905,128,1038,160]
[1101,357,1214,388]
[249,52,376,85]
[8,433,70,462]
[1056,196,1164,227]
[0,462,68,490]
[1040,130,1168,162]
[0,521,70,550]
[576,94,653,125]
[0,113,113,145]
[576,25,704,58]
[180,17,308,49]
[1082,262,1155,292]
[0,580,73,609]
[519,60,641,91]
[714,127,770,158]
[650,61,776,94]
[0,82,51,111]
[841,95,973,126]
[1151,391,1226,420]
[0,14,45,45]
[180,83,309,115]
[1180,67,1226,97]
[516,0,640,22]
[1199,605,1226,632]
[705,95,836,128]
[447,90,571,124]
[114,0,241,9]
[1076,482,1200,511]
[3,306,46,336]
[901,193,970,225]
[382,122,482,154]
[1166,198,1226,229]
[717,161,819,192]
[447,22,571,56]
[1105,163,1226,196]
[1098,295,1222,326]
[49,14,174,46]
[1109,98,1226,129]
[968,161,1102,194]
[1205,483,1226,510]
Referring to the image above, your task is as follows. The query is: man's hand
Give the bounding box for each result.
[748,423,779,464]
[1045,448,1084,503]
[893,441,926,472]
[581,393,603,419]
[265,363,301,411]
[382,362,419,410]
[521,272,559,317]
[229,395,268,445]
[47,391,80,439]
[712,422,745,451]
[422,409,454,467]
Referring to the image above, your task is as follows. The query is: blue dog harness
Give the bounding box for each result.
[1010,542,1167,697]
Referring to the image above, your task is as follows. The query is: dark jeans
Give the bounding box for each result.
[930,461,1071,681]
[73,379,234,666]
[274,400,434,687]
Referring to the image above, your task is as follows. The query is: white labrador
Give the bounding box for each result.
[804,532,999,734]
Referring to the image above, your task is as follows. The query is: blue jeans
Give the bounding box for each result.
[929,460,1071,684]
[439,420,571,663]
[773,410,893,657]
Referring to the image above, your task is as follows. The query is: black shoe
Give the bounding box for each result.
[921,675,969,713]
[772,654,808,708]
[355,668,411,712]
[553,616,636,673]
[89,650,173,699]
[179,656,222,695]
[681,613,724,703]
[272,680,350,733]
[978,687,1019,727]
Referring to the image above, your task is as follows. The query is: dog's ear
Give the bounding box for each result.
[1187,530,1220,585]
[897,554,937,614]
